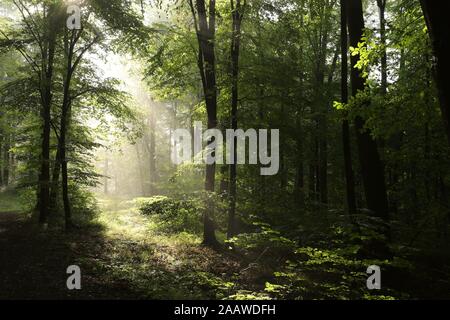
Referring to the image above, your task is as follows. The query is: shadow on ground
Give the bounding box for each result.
[0,199,244,300]
[0,210,149,299]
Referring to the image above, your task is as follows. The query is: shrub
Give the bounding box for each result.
[137,196,179,216]
[137,195,202,234]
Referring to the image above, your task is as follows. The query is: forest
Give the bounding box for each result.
[0,0,449,300]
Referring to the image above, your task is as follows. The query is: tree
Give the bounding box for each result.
[420,1,450,146]
[227,0,246,239]
[340,0,356,217]
[377,0,387,95]
[188,0,220,246]
[56,15,100,230]
[346,0,389,224]
[1,0,65,224]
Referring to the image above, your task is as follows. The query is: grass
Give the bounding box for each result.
[90,195,245,299]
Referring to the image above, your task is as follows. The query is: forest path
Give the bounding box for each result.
[87,196,248,299]
[0,195,252,299]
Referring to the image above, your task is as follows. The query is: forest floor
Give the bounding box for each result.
[0,192,266,299]
[1,190,450,299]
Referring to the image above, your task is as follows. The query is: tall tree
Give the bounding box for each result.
[189,0,220,246]
[227,0,246,239]
[56,5,100,228]
[346,0,389,223]
[419,1,450,146]
[340,0,356,217]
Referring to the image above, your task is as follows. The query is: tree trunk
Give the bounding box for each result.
[38,34,54,221]
[420,0,450,146]
[104,155,109,194]
[148,108,156,195]
[49,147,61,209]
[2,134,10,186]
[219,164,228,195]
[60,29,75,230]
[190,0,220,246]
[228,0,243,238]
[377,0,387,94]
[0,133,3,186]
[38,3,59,224]
[135,143,145,196]
[341,0,357,217]
[347,0,389,223]
[294,125,305,203]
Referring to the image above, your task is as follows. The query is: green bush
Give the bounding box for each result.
[137,196,179,216]
[137,195,202,234]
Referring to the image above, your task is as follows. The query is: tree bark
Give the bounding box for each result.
[38,3,59,224]
[0,133,3,186]
[190,0,220,246]
[49,148,61,208]
[59,29,76,230]
[377,0,387,94]
[2,134,10,186]
[294,123,305,203]
[420,0,450,146]
[341,0,357,217]
[227,1,243,239]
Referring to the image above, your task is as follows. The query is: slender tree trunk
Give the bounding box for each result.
[347,0,389,223]
[0,133,3,186]
[313,2,332,205]
[294,124,305,203]
[295,9,305,204]
[308,156,316,200]
[319,47,339,205]
[38,3,60,224]
[219,164,228,195]
[104,155,109,194]
[341,0,357,217]
[420,0,450,146]
[228,1,243,237]
[61,116,72,231]
[377,0,387,94]
[148,108,156,195]
[60,30,75,230]
[9,152,16,183]
[135,143,145,196]
[3,134,9,186]
[49,146,62,211]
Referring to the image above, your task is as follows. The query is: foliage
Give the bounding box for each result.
[138,195,203,234]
